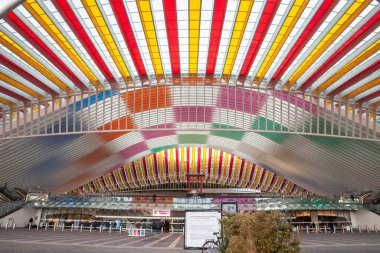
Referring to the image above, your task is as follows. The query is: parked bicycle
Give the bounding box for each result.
[201,232,221,253]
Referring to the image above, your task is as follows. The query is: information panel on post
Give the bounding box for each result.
[185,211,221,248]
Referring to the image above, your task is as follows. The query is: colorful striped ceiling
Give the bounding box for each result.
[0,0,379,109]
[0,85,379,197]
[73,147,309,196]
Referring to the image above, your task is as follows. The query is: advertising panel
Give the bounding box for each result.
[185,211,221,248]
[152,209,171,217]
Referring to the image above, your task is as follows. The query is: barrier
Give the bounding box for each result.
[127,228,145,236]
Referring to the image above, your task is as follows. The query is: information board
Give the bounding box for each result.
[185,211,221,248]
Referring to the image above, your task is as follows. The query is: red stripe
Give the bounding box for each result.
[328,61,380,97]
[236,159,245,186]
[90,181,97,192]
[121,167,131,188]
[246,164,256,187]
[5,13,87,91]
[257,169,267,189]
[0,86,30,104]
[269,0,338,86]
[0,55,58,97]
[53,0,115,85]
[239,0,280,77]
[279,179,287,192]
[142,157,151,186]
[111,173,120,190]
[153,153,159,183]
[207,148,212,182]
[268,175,277,191]
[206,0,228,75]
[197,147,201,174]
[110,0,147,77]
[100,177,108,191]
[299,11,380,92]
[216,151,223,184]
[164,150,170,183]
[186,147,190,175]
[163,0,180,74]
[131,162,140,187]
[356,91,380,105]
[175,148,180,181]
[228,155,234,184]
[290,184,297,194]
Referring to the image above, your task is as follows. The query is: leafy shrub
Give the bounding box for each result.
[219,211,300,253]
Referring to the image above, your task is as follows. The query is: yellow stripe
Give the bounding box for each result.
[189,0,201,75]
[233,157,241,185]
[136,161,146,186]
[222,0,254,76]
[137,0,164,77]
[315,41,380,94]
[222,153,229,184]
[95,179,103,192]
[24,0,99,87]
[81,0,130,82]
[0,98,16,108]
[273,176,282,192]
[256,0,308,80]
[212,149,218,182]
[170,148,175,182]
[126,165,136,188]
[158,151,166,183]
[0,31,71,93]
[262,171,272,190]
[0,73,44,100]
[287,1,370,88]
[105,175,115,190]
[253,166,262,188]
[147,155,156,184]
[115,170,125,190]
[202,148,207,174]
[343,77,380,101]
[181,147,185,182]
[239,161,250,187]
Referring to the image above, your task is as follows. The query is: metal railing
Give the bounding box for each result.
[0,200,26,219]
[1,86,379,141]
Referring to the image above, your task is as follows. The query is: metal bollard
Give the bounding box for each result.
[374,225,377,233]
[109,226,112,233]
[333,225,336,233]
[99,225,102,233]
[90,225,92,233]
[297,226,300,235]
[54,224,56,231]
[350,225,353,233]
[306,226,309,234]
[171,226,174,235]
[12,223,16,230]
[366,225,369,233]
[80,224,83,232]
[71,224,74,232]
[45,223,48,231]
[161,227,163,234]
[359,225,361,233]
[28,222,32,230]
[324,225,327,234]
[5,223,8,230]
[119,226,122,234]
[182,227,184,235]
[36,224,39,231]
[341,225,344,234]
[62,224,64,231]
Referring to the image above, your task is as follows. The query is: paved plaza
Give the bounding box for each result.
[0,229,379,253]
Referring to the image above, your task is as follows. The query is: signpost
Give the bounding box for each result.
[184,211,221,249]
